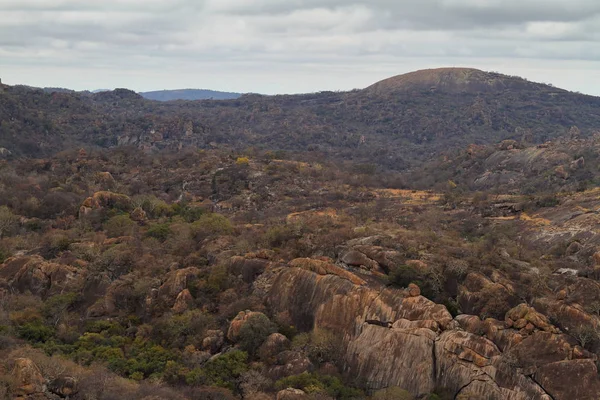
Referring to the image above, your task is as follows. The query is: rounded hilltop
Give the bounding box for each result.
[364,67,560,95]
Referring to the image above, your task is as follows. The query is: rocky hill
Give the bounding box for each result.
[1,68,599,172]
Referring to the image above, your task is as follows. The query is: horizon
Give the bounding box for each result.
[3,65,599,97]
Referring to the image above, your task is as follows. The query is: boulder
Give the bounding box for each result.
[172,289,194,314]
[276,388,309,400]
[0,256,86,297]
[229,256,272,283]
[157,267,200,306]
[505,304,558,334]
[407,283,421,297]
[267,351,313,381]
[11,358,45,396]
[535,359,600,400]
[201,330,225,354]
[48,376,78,398]
[258,333,291,361]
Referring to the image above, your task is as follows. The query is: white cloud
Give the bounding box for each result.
[0,0,599,95]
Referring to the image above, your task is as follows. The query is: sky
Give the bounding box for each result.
[1,0,600,95]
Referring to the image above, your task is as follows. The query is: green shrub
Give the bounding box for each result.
[145,223,172,242]
[275,372,363,399]
[18,322,55,343]
[388,265,420,288]
[238,314,277,356]
[191,213,233,240]
[372,387,414,400]
[203,350,248,390]
[104,215,135,238]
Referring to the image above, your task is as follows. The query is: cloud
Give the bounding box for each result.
[0,0,599,94]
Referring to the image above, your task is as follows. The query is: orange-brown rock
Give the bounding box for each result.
[407,283,421,297]
[535,359,600,400]
[11,358,45,396]
[157,267,200,306]
[265,265,568,398]
[346,323,436,395]
[172,289,194,313]
[288,258,366,286]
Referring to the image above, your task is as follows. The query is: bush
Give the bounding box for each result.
[145,223,172,242]
[238,314,277,356]
[0,206,18,238]
[104,214,135,238]
[18,321,55,343]
[389,265,420,288]
[191,213,233,240]
[275,372,363,399]
[203,350,249,390]
[372,387,414,400]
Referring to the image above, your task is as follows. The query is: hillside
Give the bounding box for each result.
[1,67,600,171]
[140,89,242,101]
[0,147,600,399]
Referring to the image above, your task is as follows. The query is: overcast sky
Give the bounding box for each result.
[1,0,600,95]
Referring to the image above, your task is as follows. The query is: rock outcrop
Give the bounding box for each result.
[0,256,86,297]
[265,263,600,399]
[11,358,45,397]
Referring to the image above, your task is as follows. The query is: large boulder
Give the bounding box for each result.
[0,256,86,297]
[276,388,309,400]
[258,333,291,361]
[79,191,132,216]
[48,376,78,398]
[172,289,194,314]
[266,351,313,381]
[11,358,45,396]
[157,267,200,307]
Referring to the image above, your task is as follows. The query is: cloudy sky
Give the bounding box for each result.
[1,0,600,95]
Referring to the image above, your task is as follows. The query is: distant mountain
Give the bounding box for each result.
[139,89,242,101]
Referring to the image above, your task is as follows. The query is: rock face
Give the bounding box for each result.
[172,289,194,313]
[265,264,600,399]
[0,256,86,297]
[79,191,132,216]
[11,358,45,396]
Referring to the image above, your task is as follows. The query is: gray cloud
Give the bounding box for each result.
[0,0,599,94]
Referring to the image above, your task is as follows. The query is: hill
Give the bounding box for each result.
[1,68,599,172]
[140,89,242,101]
